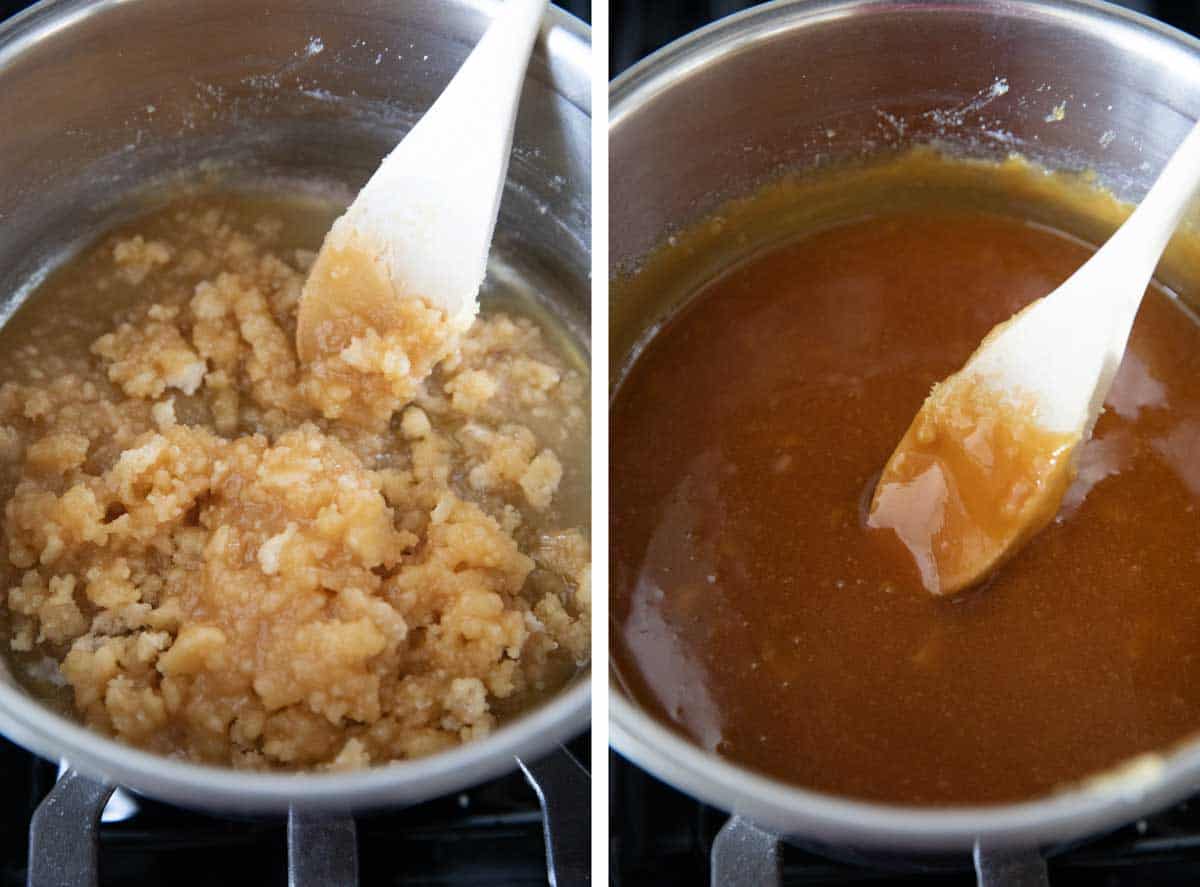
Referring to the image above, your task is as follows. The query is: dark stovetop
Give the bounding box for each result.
[611,751,1200,886]
[0,730,589,887]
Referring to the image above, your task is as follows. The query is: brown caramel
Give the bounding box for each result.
[869,374,1078,594]
[612,171,1200,805]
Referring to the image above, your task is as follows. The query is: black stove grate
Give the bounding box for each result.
[0,732,587,887]
[611,751,1200,885]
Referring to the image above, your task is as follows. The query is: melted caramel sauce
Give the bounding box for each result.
[869,374,1078,595]
[611,205,1200,806]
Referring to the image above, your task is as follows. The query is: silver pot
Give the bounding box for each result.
[610,0,1200,877]
[0,0,590,820]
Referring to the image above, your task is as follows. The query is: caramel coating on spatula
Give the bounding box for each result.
[869,374,1078,594]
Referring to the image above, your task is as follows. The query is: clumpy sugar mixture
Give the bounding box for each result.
[0,193,589,770]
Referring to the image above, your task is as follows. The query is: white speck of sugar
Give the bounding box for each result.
[258,523,298,576]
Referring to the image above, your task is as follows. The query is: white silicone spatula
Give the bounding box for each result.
[296,0,548,363]
[869,118,1200,596]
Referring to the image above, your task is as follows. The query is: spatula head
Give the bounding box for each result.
[869,372,1079,595]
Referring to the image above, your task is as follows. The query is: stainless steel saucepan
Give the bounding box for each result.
[0,0,591,866]
[610,1,1200,882]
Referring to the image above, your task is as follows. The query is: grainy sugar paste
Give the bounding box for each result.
[1,195,590,770]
